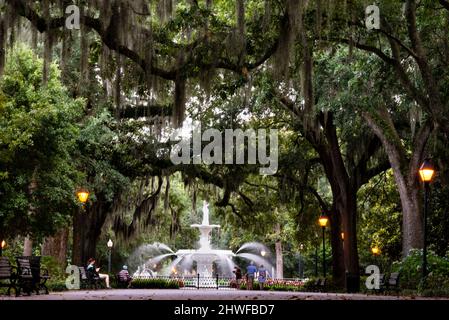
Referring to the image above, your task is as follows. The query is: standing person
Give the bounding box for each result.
[258,264,268,290]
[233,267,243,288]
[87,258,111,288]
[246,262,257,290]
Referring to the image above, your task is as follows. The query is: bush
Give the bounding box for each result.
[239,279,304,291]
[47,280,69,292]
[130,278,182,289]
[393,249,449,290]
[41,256,66,281]
[300,277,344,292]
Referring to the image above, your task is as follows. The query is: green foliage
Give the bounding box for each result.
[47,280,69,292]
[0,44,84,240]
[301,277,343,293]
[393,249,449,291]
[358,170,402,269]
[41,256,66,281]
[130,278,181,289]
[239,279,304,292]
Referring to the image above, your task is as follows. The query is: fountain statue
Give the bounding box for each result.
[190,201,220,251]
[131,200,273,280]
[176,201,233,277]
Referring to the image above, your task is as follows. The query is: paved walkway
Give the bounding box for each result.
[0,289,443,300]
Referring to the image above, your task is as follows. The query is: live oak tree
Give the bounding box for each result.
[0,45,83,255]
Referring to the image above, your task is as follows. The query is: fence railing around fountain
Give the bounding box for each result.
[133,275,306,290]
[134,274,234,289]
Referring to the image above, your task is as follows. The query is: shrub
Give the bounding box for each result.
[301,277,343,292]
[41,256,66,281]
[239,279,304,291]
[130,278,181,289]
[47,280,69,292]
[392,249,449,290]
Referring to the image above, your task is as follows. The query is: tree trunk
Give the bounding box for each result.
[72,207,85,266]
[72,198,110,267]
[392,171,423,255]
[308,114,361,290]
[275,223,283,279]
[363,111,431,256]
[339,190,360,290]
[329,206,346,288]
[23,236,33,256]
[42,228,69,269]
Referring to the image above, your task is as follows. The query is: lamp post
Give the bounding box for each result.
[314,232,318,277]
[107,239,113,274]
[318,214,329,278]
[298,244,304,279]
[419,159,435,284]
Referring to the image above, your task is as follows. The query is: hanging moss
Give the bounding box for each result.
[79,5,89,87]
[316,0,322,44]
[0,16,5,77]
[173,76,186,127]
[42,32,53,85]
[42,0,52,85]
[115,52,122,119]
[164,176,170,213]
[59,0,69,80]
[235,0,246,65]
[262,0,271,32]
[7,4,17,50]
[157,0,174,23]
[206,0,212,9]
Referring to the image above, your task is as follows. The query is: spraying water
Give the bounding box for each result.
[130,200,273,278]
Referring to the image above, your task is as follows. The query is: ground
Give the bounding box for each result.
[0,289,445,300]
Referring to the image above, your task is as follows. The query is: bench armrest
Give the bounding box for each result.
[19,266,32,276]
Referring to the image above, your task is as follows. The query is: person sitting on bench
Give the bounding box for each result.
[87,258,110,289]
[118,265,132,288]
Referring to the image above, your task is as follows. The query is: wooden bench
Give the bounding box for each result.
[79,266,102,289]
[379,272,400,294]
[16,256,49,295]
[0,257,17,296]
[318,278,327,292]
[311,278,327,292]
[386,272,400,293]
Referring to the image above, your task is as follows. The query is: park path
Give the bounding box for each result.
[0,289,443,300]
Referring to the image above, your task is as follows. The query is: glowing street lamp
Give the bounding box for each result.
[371,246,380,256]
[77,189,89,204]
[0,240,6,256]
[261,250,267,257]
[318,214,329,278]
[318,215,329,228]
[419,159,435,183]
[419,159,435,284]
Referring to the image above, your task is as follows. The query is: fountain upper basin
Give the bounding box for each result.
[175,249,235,256]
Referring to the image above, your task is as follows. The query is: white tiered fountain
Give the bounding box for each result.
[175,201,234,277]
[131,201,273,281]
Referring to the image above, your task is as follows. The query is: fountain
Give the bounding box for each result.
[131,201,272,280]
[175,201,234,277]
